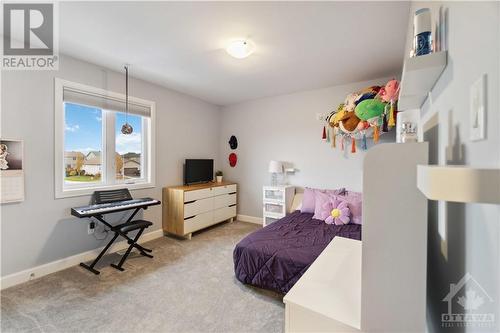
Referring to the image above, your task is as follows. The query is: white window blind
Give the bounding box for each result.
[63,87,151,117]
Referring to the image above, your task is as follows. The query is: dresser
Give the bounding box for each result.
[162,182,237,239]
[262,185,295,227]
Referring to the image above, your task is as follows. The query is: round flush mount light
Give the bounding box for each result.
[226,39,255,59]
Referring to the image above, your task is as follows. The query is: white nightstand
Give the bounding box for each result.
[262,185,295,227]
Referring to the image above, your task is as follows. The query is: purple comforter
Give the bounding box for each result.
[233,211,361,293]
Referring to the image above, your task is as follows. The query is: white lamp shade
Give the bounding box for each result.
[268,160,284,174]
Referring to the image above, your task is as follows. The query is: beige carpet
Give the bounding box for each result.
[1,221,284,333]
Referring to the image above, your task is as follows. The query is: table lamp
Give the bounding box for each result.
[268,160,283,186]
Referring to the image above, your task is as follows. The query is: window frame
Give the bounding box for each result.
[55,78,156,199]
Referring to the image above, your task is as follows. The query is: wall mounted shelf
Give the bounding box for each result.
[417,165,500,204]
[398,51,447,111]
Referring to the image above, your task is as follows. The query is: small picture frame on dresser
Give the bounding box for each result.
[1,139,25,204]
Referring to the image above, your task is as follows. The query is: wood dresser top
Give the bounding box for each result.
[166,181,236,191]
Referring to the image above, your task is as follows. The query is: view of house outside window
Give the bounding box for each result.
[64,103,144,186]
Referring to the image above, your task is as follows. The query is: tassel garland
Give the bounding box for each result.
[332,129,336,148]
[341,136,344,151]
[326,128,330,143]
[351,137,356,153]
[388,101,396,127]
[382,113,389,132]
[373,125,380,143]
[322,126,327,141]
[362,133,367,150]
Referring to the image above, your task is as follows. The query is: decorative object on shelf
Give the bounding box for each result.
[228,153,237,167]
[413,8,432,56]
[215,170,223,183]
[121,65,133,135]
[323,78,399,154]
[268,160,283,186]
[0,143,9,170]
[1,139,24,204]
[324,199,350,225]
[400,122,418,143]
[228,135,238,149]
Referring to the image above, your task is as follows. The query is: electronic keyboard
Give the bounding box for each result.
[71,197,160,218]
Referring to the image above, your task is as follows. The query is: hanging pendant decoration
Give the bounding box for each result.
[362,132,367,150]
[332,128,337,148]
[322,126,327,141]
[121,65,133,135]
[351,137,356,153]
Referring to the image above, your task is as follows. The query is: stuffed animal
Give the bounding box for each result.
[355,92,378,105]
[378,79,400,103]
[354,99,386,121]
[339,112,361,133]
[344,93,360,112]
[325,199,350,225]
[358,85,382,96]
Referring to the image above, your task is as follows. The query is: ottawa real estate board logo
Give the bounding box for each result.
[442,273,495,329]
[2,2,58,70]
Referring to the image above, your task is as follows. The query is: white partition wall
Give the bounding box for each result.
[361,142,428,332]
[284,142,429,333]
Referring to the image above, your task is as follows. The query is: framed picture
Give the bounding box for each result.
[1,139,25,203]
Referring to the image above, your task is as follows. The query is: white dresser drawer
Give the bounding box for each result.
[212,184,237,196]
[184,211,214,234]
[214,205,236,222]
[184,197,214,218]
[214,193,236,210]
[184,188,213,202]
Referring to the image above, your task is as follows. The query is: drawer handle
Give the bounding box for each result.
[184,215,196,220]
[184,200,196,204]
[229,204,236,207]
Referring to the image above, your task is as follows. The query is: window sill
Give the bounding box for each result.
[55,182,156,199]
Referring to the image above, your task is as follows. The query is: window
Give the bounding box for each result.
[55,79,156,198]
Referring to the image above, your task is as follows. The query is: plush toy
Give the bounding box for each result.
[355,99,386,121]
[338,112,361,133]
[378,79,400,103]
[358,85,382,96]
[329,104,347,128]
[355,92,378,105]
[344,93,360,112]
[325,199,350,225]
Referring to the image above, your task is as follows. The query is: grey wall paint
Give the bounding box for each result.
[218,77,396,217]
[1,55,221,276]
[406,2,500,332]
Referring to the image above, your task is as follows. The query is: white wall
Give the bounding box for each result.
[406,2,500,332]
[218,77,396,217]
[1,55,221,277]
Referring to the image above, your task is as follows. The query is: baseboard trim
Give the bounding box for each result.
[237,214,262,225]
[0,229,164,290]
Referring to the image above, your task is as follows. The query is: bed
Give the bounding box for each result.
[233,210,361,294]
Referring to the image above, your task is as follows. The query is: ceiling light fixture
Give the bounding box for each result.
[226,39,255,59]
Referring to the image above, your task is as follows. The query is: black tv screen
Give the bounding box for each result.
[184,159,214,185]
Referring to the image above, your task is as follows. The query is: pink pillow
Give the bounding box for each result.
[301,187,346,213]
[312,191,332,220]
[343,191,363,224]
[301,188,317,213]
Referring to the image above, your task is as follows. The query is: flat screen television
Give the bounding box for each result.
[184,159,214,185]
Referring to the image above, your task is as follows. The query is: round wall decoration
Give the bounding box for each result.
[228,135,238,150]
[229,153,237,167]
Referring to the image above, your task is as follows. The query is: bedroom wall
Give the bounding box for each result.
[406,2,500,332]
[218,77,396,217]
[0,55,221,277]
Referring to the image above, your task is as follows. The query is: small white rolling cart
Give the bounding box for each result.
[262,185,295,227]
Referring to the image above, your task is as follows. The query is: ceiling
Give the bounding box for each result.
[60,2,410,106]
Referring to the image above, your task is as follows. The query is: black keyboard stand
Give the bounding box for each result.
[79,196,156,275]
